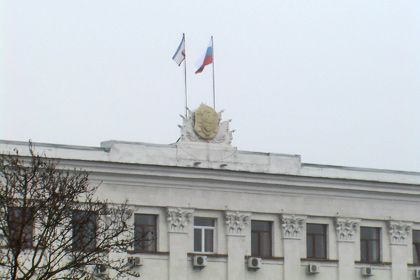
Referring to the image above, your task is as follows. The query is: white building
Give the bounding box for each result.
[1,105,420,280]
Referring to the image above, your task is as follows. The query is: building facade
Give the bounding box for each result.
[1,106,420,280]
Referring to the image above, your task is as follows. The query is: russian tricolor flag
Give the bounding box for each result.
[195,38,213,74]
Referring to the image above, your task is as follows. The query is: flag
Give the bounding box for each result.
[195,38,213,74]
[172,35,185,66]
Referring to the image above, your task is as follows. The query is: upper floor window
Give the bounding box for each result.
[251,220,272,257]
[134,214,157,252]
[360,227,381,263]
[413,230,420,264]
[194,217,215,253]
[8,207,33,248]
[72,211,97,251]
[306,223,327,259]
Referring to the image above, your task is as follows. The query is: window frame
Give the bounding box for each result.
[360,226,381,263]
[193,217,216,254]
[134,213,158,253]
[251,220,273,258]
[306,223,328,260]
[72,210,97,251]
[413,230,420,264]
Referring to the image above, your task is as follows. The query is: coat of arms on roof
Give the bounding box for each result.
[178,104,234,145]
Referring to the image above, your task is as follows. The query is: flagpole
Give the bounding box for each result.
[211,36,216,110]
[183,33,188,117]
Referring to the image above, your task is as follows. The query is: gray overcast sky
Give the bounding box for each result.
[1,0,419,171]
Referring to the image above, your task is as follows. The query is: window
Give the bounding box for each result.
[413,230,420,264]
[360,227,381,263]
[8,207,33,248]
[72,211,97,251]
[194,217,215,253]
[134,214,157,252]
[251,220,272,257]
[306,224,327,259]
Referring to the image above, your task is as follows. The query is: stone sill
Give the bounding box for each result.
[127,250,169,255]
[245,255,284,261]
[187,252,228,258]
[301,258,338,263]
[355,261,392,266]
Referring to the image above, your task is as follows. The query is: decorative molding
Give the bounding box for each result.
[178,107,234,144]
[225,211,250,236]
[280,214,306,239]
[389,221,411,245]
[335,218,360,242]
[167,208,193,233]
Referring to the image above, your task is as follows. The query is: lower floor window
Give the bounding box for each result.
[251,220,272,257]
[72,211,97,251]
[413,230,420,264]
[8,207,33,248]
[194,217,215,253]
[360,227,381,263]
[134,214,157,252]
[306,223,327,259]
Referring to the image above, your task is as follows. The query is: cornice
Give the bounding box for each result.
[50,158,420,201]
[4,155,420,203]
[58,158,419,186]
[2,140,419,183]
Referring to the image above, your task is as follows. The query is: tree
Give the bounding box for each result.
[0,143,139,279]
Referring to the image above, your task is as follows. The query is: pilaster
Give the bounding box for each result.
[225,211,250,280]
[281,214,306,280]
[167,207,193,280]
[335,218,360,280]
[389,221,411,280]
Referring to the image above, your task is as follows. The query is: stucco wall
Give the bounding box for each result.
[1,140,420,280]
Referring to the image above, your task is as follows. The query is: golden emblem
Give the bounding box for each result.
[193,104,219,140]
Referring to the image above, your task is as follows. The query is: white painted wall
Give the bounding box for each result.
[1,140,420,280]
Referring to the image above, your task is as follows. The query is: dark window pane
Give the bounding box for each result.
[360,227,370,239]
[134,228,143,249]
[194,228,202,252]
[252,220,271,231]
[194,217,215,227]
[134,214,157,252]
[251,220,272,257]
[360,227,380,263]
[361,240,367,262]
[8,207,33,248]
[370,240,379,262]
[307,235,314,258]
[204,229,213,252]
[315,235,326,259]
[260,232,272,257]
[72,211,97,251]
[307,224,325,235]
[414,230,420,264]
[136,214,156,226]
[414,244,420,264]
[306,224,327,259]
[413,230,420,243]
[251,232,258,256]
[361,227,379,240]
[140,227,155,251]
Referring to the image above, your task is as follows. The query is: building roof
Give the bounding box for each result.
[1,139,419,185]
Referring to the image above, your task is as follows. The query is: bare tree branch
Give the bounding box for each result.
[0,142,139,280]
